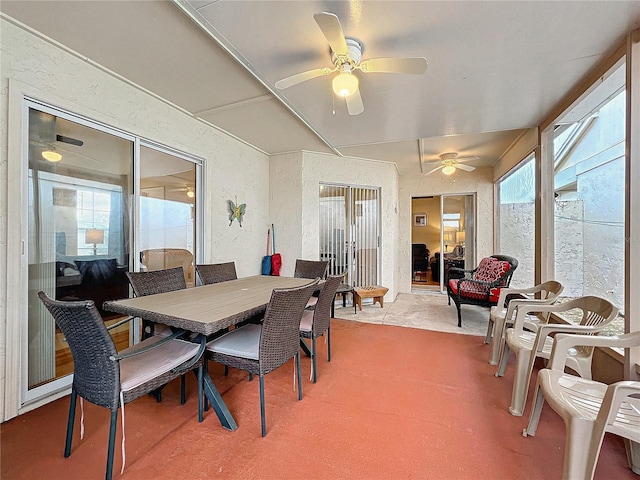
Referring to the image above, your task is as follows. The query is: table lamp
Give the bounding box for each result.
[85,229,104,255]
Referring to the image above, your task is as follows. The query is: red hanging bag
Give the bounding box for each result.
[270,223,282,276]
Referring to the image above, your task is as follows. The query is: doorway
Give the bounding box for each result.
[411,194,476,292]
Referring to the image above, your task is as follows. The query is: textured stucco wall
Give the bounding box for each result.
[270,151,399,300]
[499,202,535,288]
[0,19,270,419]
[398,167,495,293]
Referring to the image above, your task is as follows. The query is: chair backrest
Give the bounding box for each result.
[38,291,120,409]
[294,259,329,279]
[140,248,194,285]
[489,255,518,287]
[196,262,237,285]
[311,273,345,336]
[126,267,186,297]
[556,295,619,356]
[259,279,319,375]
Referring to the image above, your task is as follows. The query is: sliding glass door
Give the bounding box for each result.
[23,100,202,405]
[138,145,198,287]
[319,184,380,287]
[26,103,134,398]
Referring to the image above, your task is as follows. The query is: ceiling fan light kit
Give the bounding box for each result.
[42,149,62,162]
[441,164,456,175]
[332,70,359,97]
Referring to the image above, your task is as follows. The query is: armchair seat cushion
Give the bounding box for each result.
[448,279,503,303]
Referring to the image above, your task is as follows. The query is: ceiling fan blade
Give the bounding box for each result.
[56,134,83,147]
[359,57,427,74]
[424,165,444,176]
[275,67,334,90]
[314,12,348,56]
[456,156,480,163]
[346,88,364,116]
[456,163,476,172]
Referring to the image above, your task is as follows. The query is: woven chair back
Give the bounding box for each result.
[294,259,329,280]
[259,279,319,375]
[126,267,186,297]
[312,273,346,336]
[196,262,237,285]
[38,291,120,409]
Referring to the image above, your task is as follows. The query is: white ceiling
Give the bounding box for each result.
[3,1,640,176]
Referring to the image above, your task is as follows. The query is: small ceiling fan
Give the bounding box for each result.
[423,152,479,176]
[274,12,427,116]
[29,111,84,162]
[168,186,195,198]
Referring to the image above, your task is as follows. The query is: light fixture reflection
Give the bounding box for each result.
[332,72,359,97]
[186,189,195,198]
[442,165,456,175]
[42,150,62,162]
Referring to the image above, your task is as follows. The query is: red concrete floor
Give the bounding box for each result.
[1,320,634,479]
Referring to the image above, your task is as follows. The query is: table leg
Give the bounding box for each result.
[203,374,238,431]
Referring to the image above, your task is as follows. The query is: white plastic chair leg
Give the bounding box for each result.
[496,341,510,377]
[523,384,545,437]
[484,317,494,344]
[563,417,595,480]
[509,348,533,416]
[489,316,507,366]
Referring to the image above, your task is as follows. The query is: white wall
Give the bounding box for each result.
[0,19,270,420]
[398,167,495,293]
[270,151,399,299]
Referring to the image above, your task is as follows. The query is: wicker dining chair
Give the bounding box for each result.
[196,262,237,285]
[294,259,328,308]
[294,259,329,279]
[38,291,204,480]
[299,273,345,383]
[205,278,319,436]
[126,267,188,402]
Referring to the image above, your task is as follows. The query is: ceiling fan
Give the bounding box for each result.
[274,12,427,116]
[168,186,195,198]
[29,110,84,162]
[423,152,479,176]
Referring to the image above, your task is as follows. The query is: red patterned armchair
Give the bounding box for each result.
[446,255,518,327]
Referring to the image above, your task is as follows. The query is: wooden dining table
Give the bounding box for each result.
[103,275,315,431]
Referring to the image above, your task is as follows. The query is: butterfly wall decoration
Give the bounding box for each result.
[228,198,246,227]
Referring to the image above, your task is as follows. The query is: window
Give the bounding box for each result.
[497,154,535,287]
[552,64,625,336]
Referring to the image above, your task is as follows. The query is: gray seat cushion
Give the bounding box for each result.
[206,323,261,360]
[299,309,313,333]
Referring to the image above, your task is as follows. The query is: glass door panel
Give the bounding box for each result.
[26,105,133,397]
[138,145,197,286]
[440,194,475,291]
[319,184,380,287]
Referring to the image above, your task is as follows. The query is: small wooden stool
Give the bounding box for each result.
[353,285,389,311]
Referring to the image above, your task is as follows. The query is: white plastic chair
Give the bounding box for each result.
[487,280,564,365]
[523,331,640,480]
[497,296,618,416]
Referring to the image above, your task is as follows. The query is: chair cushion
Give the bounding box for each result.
[206,324,261,360]
[305,296,318,308]
[119,337,201,392]
[299,309,313,333]
[472,258,510,284]
[448,279,503,303]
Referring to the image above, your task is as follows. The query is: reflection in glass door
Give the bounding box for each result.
[26,103,133,400]
[439,194,475,291]
[138,145,198,287]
